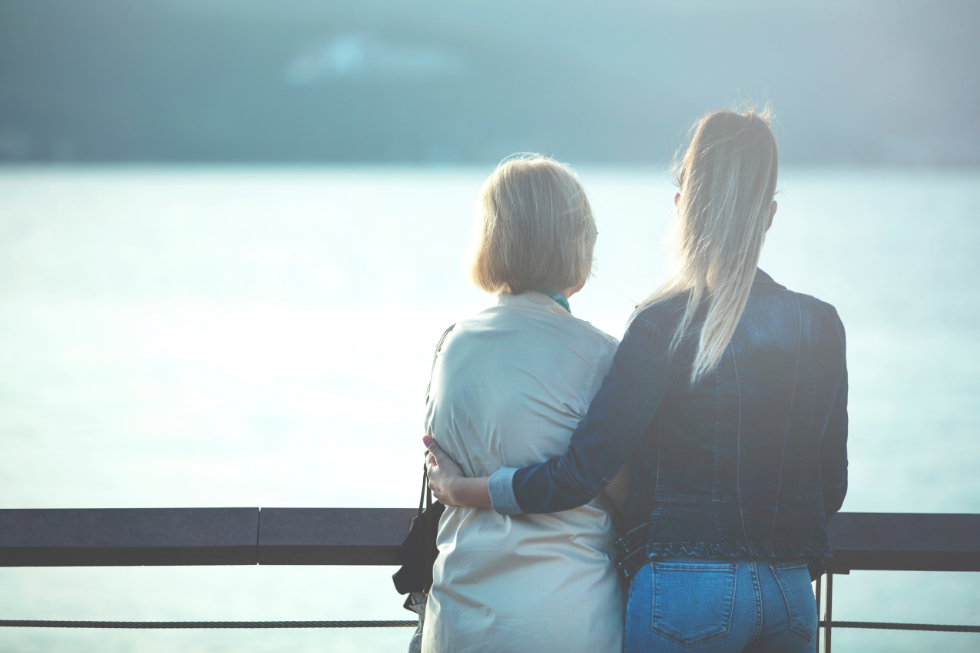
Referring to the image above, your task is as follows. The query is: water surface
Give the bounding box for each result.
[1,166,978,651]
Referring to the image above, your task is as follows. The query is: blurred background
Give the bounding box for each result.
[2,0,979,166]
[1,1,978,652]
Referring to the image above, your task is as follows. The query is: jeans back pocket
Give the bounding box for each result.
[651,561,737,646]
[771,561,817,641]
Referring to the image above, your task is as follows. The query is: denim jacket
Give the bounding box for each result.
[488,270,848,579]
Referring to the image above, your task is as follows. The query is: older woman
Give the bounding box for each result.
[421,154,625,653]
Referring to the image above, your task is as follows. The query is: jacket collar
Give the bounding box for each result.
[754,268,784,289]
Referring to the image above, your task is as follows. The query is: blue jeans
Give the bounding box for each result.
[625,558,817,653]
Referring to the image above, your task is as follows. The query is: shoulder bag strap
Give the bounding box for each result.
[422,324,454,592]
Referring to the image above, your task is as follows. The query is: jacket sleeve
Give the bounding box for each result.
[820,313,848,520]
[488,311,674,515]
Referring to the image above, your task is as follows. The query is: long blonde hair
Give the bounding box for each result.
[633,107,779,385]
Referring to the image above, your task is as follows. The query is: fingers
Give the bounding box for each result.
[423,434,446,462]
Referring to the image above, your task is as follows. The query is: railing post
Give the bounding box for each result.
[825,573,834,653]
[815,574,822,652]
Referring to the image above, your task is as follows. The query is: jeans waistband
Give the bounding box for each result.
[649,555,805,563]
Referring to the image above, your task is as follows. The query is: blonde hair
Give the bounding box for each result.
[470,154,597,295]
[633,106,779,385]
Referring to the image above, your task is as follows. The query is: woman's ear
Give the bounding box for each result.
[674,192,681,207]
[767,200,777,231]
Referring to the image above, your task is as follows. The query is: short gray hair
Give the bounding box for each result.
[469,154,597,295]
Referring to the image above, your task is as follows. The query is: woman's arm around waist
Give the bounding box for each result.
[426,309,674,515]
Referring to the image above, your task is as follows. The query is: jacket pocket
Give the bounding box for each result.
[651,561,736,646]
[771,561,817,641]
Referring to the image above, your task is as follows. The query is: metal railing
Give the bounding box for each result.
[2,509,979,650]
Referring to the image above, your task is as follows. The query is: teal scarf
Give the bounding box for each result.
[531,288,571,313]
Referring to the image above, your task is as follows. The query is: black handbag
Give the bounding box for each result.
[392,324,454,651]
[392,464,445,595]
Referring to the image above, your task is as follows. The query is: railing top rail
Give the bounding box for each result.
[1,509,978,571]
[825,512,980,572]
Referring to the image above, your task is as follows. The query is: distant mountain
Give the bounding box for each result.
[1,0,977,165]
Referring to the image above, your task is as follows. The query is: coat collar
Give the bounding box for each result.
[497,291,572,315]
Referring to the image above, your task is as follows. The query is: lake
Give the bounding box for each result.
[0,166,978,651]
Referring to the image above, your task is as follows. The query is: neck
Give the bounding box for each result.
[530,288,571,313]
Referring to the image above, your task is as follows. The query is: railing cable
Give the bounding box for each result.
[3,619,977,632]
[819,621,980,633]
[0,620,418,629]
